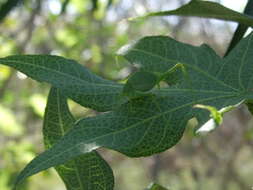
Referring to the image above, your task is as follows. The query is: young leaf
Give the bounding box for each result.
[0,55,126,111]
[134,0,253,27]
[42,87,114,190]
[14,33,253,185]
[194,104,223,125]
[195,102,242,135]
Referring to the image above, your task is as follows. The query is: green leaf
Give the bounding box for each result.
[13,33,253,185]
[146,183,168,190]
[15,95,189,185]
[41,87,114,190]
[0,55,126,111]
[135,0,253,27]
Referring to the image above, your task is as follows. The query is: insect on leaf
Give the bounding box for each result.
[146,183,168,190]
[10,33,253,186]
[133,0,253,27]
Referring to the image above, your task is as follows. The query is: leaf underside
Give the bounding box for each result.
[2,33,253,187]
[146,183,168,190]
[43,87,114,190]
[140,0,253,26]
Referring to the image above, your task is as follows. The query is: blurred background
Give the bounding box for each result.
[0,0,253,189]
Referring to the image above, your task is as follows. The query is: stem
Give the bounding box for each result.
[60,0,70,15]
[225,0,253,56]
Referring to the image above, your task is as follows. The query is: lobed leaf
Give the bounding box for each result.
[14,33,253,185]
[135,0,253,27]
[0,55,126,111]
[41,87,114,190]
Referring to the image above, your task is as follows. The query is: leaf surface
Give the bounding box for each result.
[42,87,114,190]
[0,55,126,111]
[14,33,253,185]
[137,0,253,26]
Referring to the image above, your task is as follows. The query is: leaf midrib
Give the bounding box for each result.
[152,1,253,25]
[155,88,237,94]
[2,60,122,88]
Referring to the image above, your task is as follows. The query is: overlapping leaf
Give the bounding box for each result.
[136,0,253,27]
[12,33,253,186]
[0,55,126,111]
[43,87,114,190]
